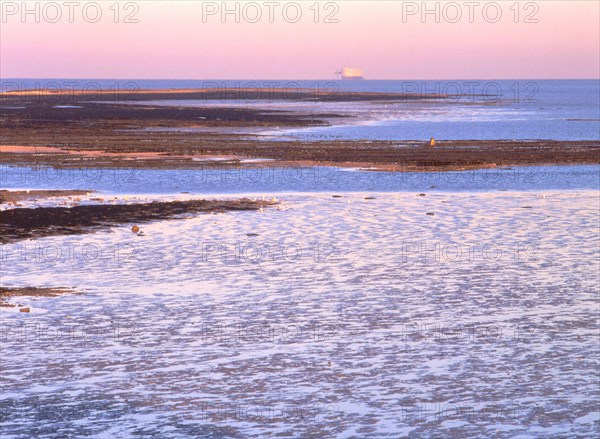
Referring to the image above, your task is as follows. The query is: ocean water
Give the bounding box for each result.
[3,79,599,141]
[1,165,600,195]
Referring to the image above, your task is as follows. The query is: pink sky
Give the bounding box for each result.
[1,1,599,79]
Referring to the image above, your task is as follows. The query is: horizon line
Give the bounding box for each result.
[2,77,599,82]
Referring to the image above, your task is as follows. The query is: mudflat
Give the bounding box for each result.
[2,89,598,171]
[0,197,277,244]
[0,287,76,308]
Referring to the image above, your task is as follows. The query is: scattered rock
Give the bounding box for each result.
[332,195,342,198]
[418,193,426,197]
[521,206,533,209]
[246,233,259,237]
[364,197,376,200]
[426,212,435,216]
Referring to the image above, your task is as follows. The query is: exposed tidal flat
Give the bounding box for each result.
[2,84,599,172]
[1,80,599,437]
[1,173,599,436]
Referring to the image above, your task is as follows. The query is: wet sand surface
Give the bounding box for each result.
[1,88,598,437]
[1,191,598,437]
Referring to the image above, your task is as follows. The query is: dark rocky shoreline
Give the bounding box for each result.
[2,89,598,172]
[0,198,276,244]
